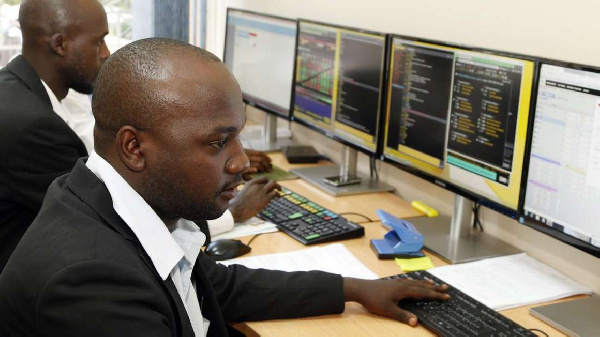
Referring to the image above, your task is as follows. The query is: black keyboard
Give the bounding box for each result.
[259,187,364,244]
[385,270,535,336]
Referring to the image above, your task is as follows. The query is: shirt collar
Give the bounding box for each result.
[86,151,206,279]
[170,220,204,269]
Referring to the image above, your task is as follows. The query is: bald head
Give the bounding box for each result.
[91,38,248,224]
[92,38,226,152]
[20,0,104,52]
[19,0,109,98]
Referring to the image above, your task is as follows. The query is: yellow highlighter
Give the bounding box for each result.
[411,201,438,217]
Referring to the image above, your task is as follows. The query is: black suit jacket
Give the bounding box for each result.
[0,159,345,336]
[0,56,87,272]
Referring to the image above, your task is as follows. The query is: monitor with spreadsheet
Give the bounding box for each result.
[520,61,600,257]
[381,35,536,263]
[289,20,394,196]
[223,9,297,151]
[224,8,296,118]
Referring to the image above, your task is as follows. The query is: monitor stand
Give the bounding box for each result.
[530,296,600,336]
[241,114,295,152]
[290,146,394,196]
[409,195,521,264]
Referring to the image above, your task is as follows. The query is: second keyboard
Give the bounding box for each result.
[259,187,364,244]
[385,270,535,336]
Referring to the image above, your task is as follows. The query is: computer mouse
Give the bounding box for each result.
[205,239,251,261]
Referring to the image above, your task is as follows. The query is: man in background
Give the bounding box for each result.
[0,0,108,272]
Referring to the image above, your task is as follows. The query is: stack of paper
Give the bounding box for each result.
[219,243,379,280]
[428,253,592,310]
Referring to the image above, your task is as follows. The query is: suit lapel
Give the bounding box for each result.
[6,55,52,106]
[163,277,196,337]
[193,261,228,335]
[66,159,196,336]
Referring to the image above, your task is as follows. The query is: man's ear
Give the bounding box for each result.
[50,33,67,57]
[116,126,147,173]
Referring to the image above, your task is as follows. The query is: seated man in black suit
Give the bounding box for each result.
[0,38,449,336]
[0,0,278,272]
[0,0,108,272]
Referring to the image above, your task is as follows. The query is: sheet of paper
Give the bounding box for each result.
[212,217,278,241]
[428,253,592,310]
[395,256,434,272]
[219,243,379,280]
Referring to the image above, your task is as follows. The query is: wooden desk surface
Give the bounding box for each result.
[233,153,567,336]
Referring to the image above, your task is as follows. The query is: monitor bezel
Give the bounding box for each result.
[380,33,539,219]
[518,58,600,258]
[290,19,390,157]
[223,7,298,121]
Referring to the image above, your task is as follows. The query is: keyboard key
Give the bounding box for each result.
[304,233,320,240]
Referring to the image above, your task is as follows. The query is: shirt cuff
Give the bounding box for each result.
[207,209,235,236]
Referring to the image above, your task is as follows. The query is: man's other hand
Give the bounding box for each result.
[243,149,272,180]
[229,176,280,223]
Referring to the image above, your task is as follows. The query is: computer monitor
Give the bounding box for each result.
[520,60,600,337]
[223,8,297,151]
[381,35,537,263]
[520,61,600,257]
[289,20,394,196]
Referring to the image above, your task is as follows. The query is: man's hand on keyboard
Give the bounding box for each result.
[343,277,450,326]
[229,176,280,223]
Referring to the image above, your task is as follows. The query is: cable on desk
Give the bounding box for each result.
[246,233,264,247]
[472,202,484,231]
[528,328,549,336]
[338,212,375,223]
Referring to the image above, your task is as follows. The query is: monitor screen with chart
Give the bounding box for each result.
[292,20,387,155]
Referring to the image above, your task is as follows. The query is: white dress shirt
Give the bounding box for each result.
[40,86,234,236]
[86,151,210,336]
[40,82,95,154]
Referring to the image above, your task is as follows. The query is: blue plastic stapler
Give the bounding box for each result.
[370,209,425,259]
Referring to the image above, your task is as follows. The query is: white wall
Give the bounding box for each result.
[205,0,600,292]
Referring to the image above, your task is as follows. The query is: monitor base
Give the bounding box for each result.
[530,296,600,337]
[240,114,294,152]
[290,166,394,196]
[409,215,521,264]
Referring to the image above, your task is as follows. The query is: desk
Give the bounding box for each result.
[233,153,569,336]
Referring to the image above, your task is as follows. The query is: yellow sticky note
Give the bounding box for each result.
[395,256,434,272]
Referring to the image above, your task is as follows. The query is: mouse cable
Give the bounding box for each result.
[338,212,375,223]
[246,233,264,247]
[528,328,549,337]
